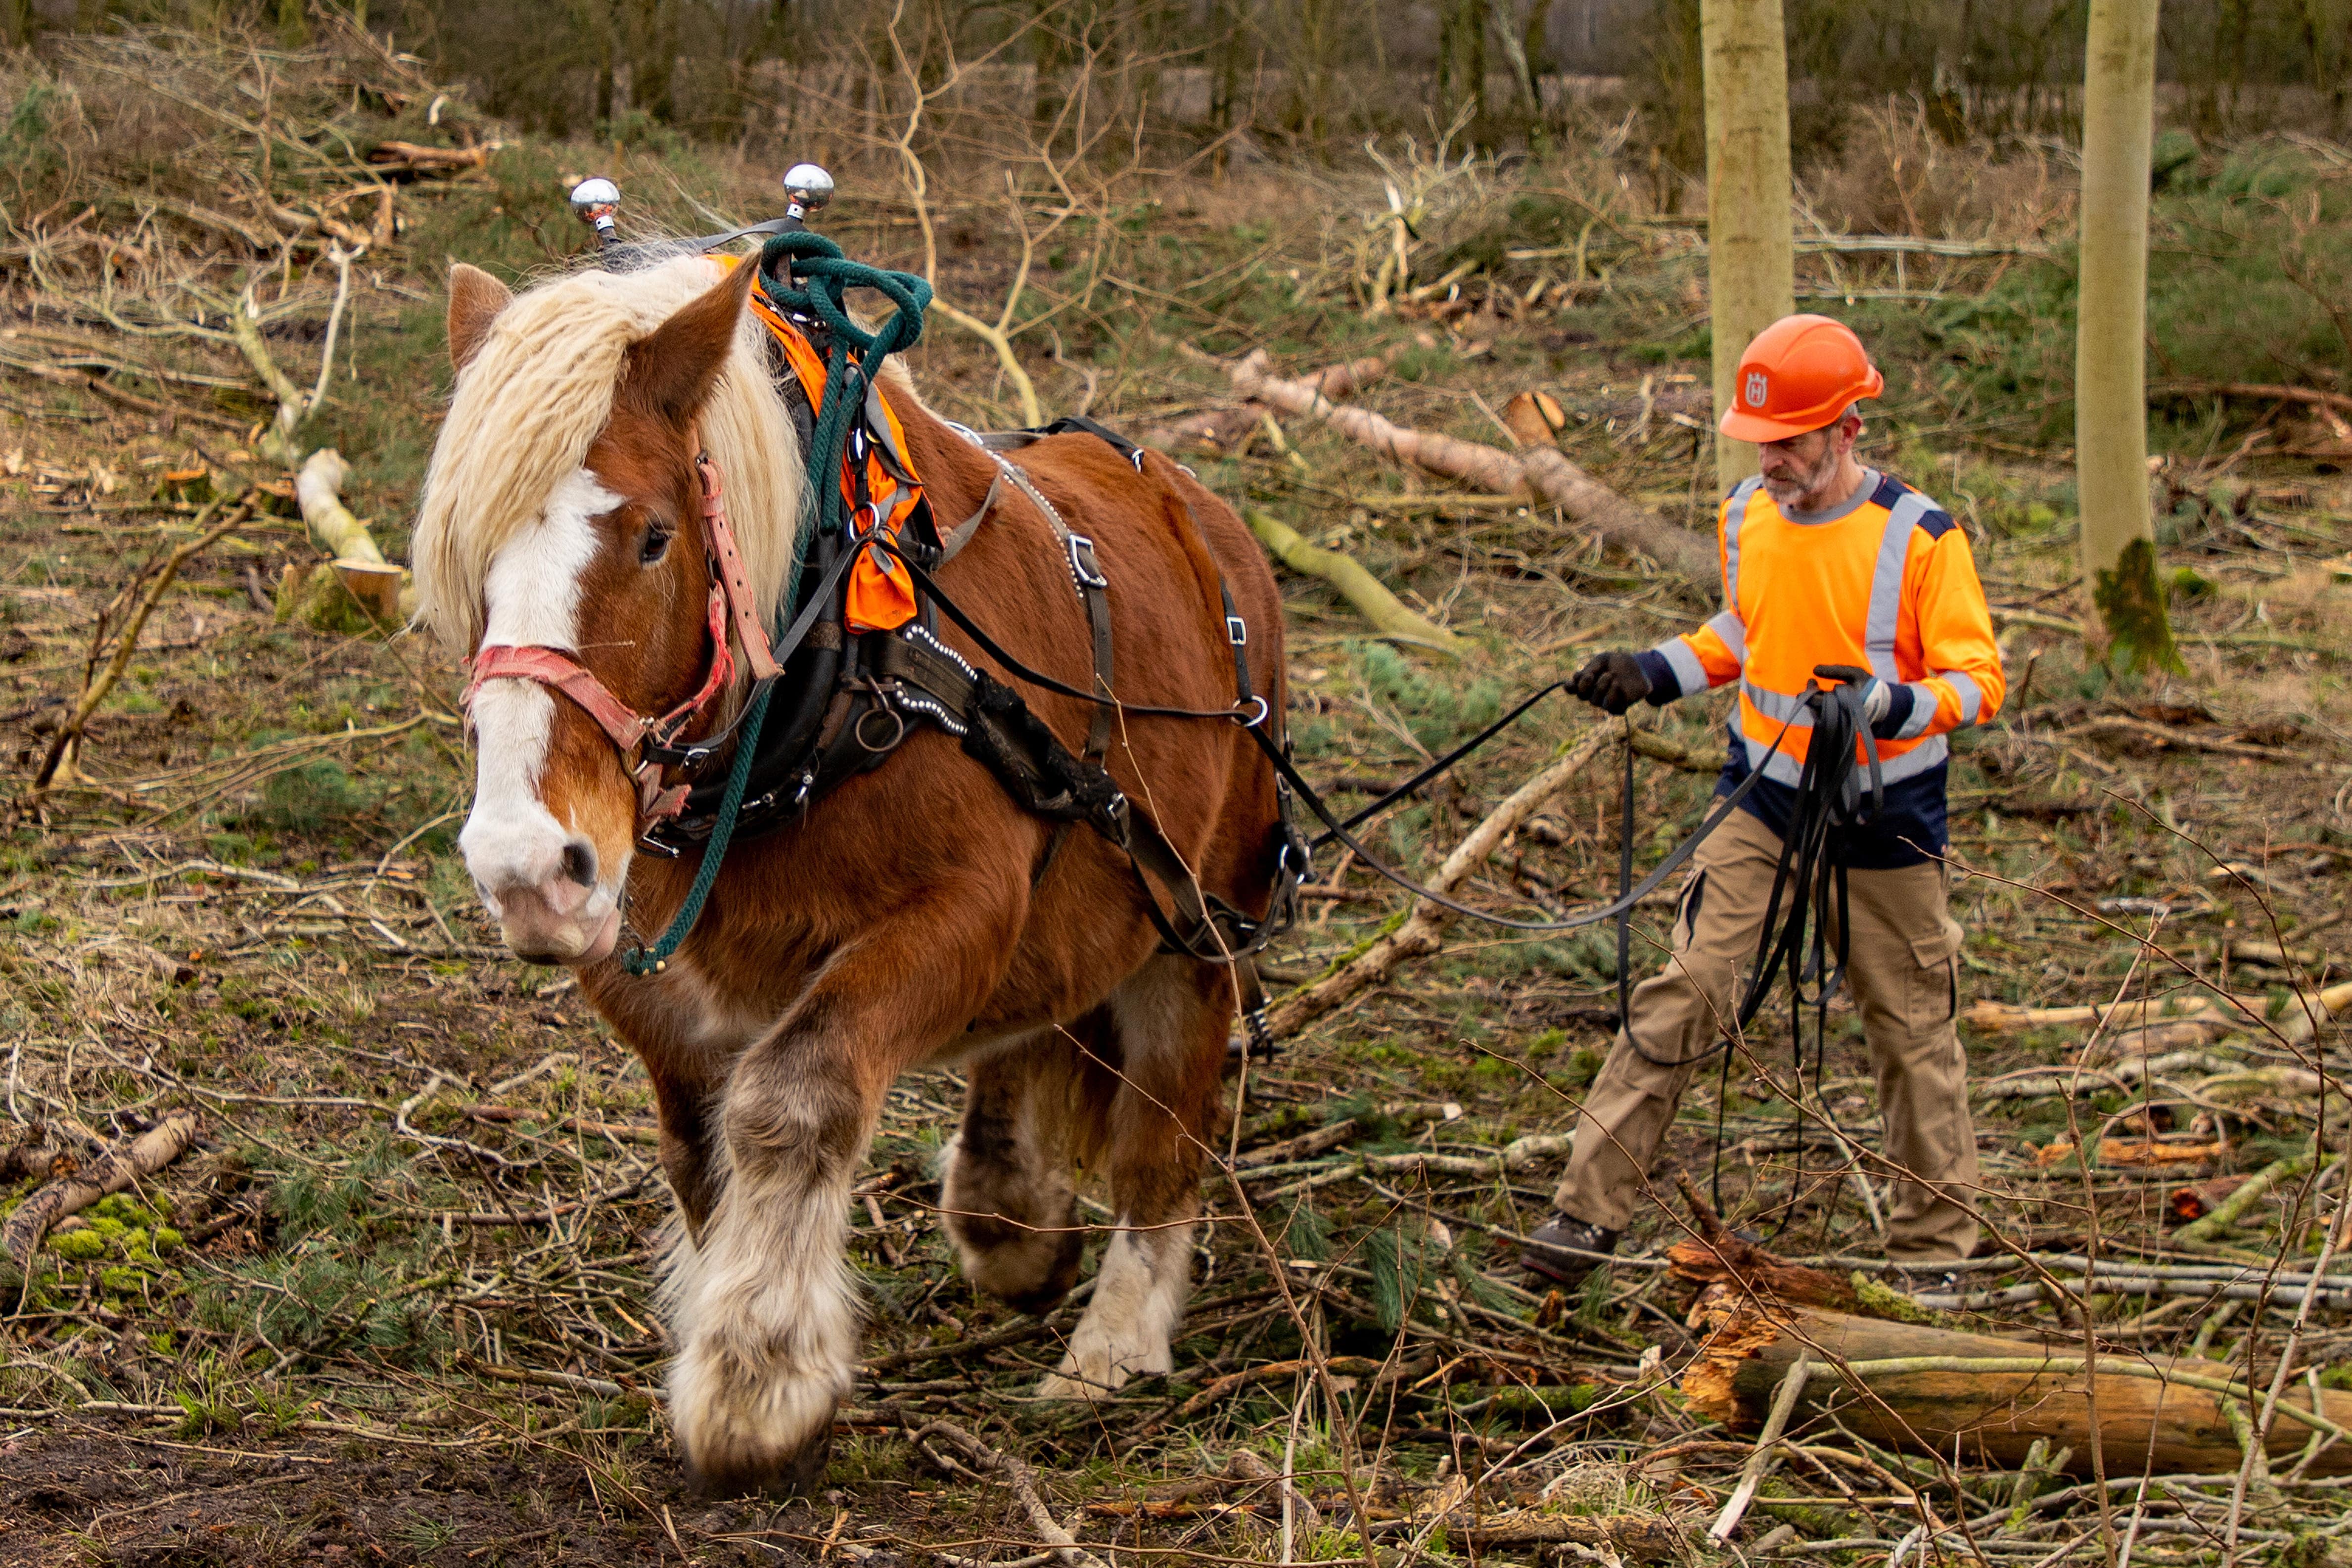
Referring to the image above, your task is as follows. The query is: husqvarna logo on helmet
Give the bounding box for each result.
[1745,370,1769,407]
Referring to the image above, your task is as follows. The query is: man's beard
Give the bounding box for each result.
[1760,443,1841,508]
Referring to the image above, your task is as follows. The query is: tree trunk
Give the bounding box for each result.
[1700,0,1795,493]
[1683,1290,2352,1477]
[2075,0,2180,674]
[1437,0,1490,141]
[1207,0,1251,162]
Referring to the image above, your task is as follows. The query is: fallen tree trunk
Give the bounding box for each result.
[1146,350,1399,453]
[1968,980,2352,1051]
[1226,352,1714,581]
[1244,507,1465,655]
[2,1109,201,1267]
[1682,1288,2352,1476]
[1265,723,1614,1037]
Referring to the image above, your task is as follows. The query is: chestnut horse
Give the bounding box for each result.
[413,253,1286,1494]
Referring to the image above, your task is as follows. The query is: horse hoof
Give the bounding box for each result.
[1035,1367,1123,1403]
[688,1425,833,1500]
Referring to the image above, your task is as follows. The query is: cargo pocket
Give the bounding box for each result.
[1674,870,1709,950]
[1906,920,1965,1027]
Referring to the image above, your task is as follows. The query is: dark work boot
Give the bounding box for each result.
[1520,1212,1620,1291]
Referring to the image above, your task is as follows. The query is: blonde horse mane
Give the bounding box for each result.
[412,254,803,653]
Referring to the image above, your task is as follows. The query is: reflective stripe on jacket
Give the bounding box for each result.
[1642,470,2004,792]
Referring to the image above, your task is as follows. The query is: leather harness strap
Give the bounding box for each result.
[461,429,782,831]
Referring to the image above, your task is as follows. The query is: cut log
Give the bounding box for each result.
[1501,390,1568,448]
[1680,1288,2352,1476]
[2174,1149,2312,1247]
[1665,1232,1863,1314]
[1244,507,1465,655]
[2,1109,201,1267]
[287,448,412,627]
[1226,352,1713,581]
[2171,1174,2252,1226]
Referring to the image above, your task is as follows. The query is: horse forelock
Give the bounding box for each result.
[414,254,801,654]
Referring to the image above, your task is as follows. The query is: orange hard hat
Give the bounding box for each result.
[1717,314,1885,443]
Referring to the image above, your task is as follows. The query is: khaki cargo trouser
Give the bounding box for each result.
[1551,807,1980,1261]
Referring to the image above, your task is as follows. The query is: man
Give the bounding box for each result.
[1522,315,2004,1288]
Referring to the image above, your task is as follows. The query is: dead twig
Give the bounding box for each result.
[31,489,262,793]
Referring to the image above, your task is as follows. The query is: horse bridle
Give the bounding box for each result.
[461,438,782,828]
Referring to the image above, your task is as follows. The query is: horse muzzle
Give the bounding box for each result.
[489,881,621,966]
[461,820,624,966]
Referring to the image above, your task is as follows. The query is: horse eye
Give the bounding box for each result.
[639,524,672,565]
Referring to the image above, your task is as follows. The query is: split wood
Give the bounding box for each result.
[1,1108,200,1266]
[32,490,261,792]
[1223,348,1714,580]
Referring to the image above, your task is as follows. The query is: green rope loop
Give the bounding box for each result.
[616,234,930,977]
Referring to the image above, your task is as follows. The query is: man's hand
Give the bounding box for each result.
[1814,664,1892,728]
[1570,651,1652,715]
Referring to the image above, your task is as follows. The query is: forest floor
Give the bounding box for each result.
[2,24,2352,1568]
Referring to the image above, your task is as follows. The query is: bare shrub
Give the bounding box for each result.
[1800,98,2074,242]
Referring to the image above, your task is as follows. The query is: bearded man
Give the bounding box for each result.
[1522,315,2005,1288]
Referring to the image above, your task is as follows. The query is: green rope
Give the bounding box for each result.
[617,232,930,977]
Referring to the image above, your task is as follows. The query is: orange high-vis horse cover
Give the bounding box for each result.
[745,269,926,635]
[1650,472,2004,788]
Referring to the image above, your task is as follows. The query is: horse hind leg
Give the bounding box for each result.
[1038,957,1226,1401]
[941,1020,1108,1314]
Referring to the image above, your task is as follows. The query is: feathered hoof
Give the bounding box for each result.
[1035,1362,1129,1403]
[683,1417,834,1500]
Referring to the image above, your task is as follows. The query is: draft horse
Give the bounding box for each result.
[413,252,1288,1494]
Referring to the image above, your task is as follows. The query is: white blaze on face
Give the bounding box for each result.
[459,467,620,919]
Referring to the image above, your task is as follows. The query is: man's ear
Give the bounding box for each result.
[622,261,758,425]
[448,263,513,374]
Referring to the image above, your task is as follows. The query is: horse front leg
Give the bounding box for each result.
[664,946,987,1497]
[1038,956,1229,1400]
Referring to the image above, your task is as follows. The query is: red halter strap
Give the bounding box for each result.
[461,446,781,827]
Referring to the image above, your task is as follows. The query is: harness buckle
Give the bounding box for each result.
[1226,613,1248,647]
[1066,534,1109,592]
[636,832,683,859]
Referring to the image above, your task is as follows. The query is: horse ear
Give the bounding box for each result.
[448,263,512,373]
[625,260,758,424]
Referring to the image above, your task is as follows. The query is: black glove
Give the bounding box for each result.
[1570,650,1651,715]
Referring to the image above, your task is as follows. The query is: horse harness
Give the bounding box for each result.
[463,273,1302,1049]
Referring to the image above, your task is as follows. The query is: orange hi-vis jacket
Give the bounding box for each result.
[1634,470,2005,863]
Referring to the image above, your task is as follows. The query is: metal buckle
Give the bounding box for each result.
[636,832,682,859]
[1226,614,1247,646]
[1066,534,1109,591]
